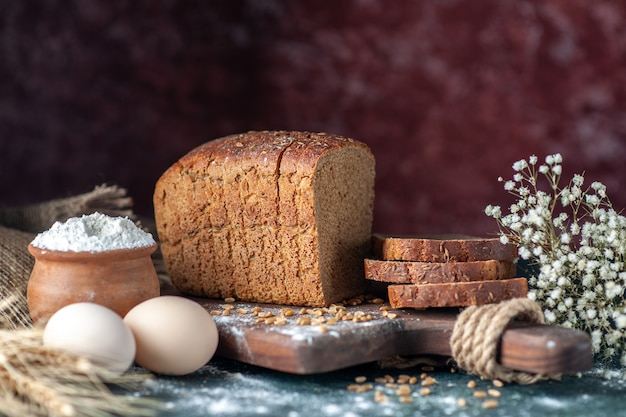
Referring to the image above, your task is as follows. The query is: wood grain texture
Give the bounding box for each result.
[194,298,592,376]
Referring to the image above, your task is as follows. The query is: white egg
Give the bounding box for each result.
[43,302,136,375]
[123,296,219,375]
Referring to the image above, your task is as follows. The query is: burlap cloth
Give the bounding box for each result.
[0,184,135,329]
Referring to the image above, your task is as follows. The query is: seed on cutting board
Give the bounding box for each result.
[281,308,295,317]
[221,309,231,316]
[311,317,325,326]
[347,298,362,306]
[457,398,467,407]
[483,399,499,409]
[224,297,235,303]
[419,387,431,396]
[274,317,287,326]
[237,308,248,314]
[354,376,367,383]
[296,317,311,326]
[493,379,504,388]
[372,298,385,304]
[210,310,221,316]
[467,380,477,389]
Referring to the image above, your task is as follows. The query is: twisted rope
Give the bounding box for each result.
[450,297,560,384]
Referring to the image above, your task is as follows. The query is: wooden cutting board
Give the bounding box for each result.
[193,298,593,375]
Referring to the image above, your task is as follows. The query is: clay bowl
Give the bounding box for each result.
[27,243,160,326]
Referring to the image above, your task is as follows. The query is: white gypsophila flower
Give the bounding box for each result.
[573,174,585,187]
[485,153,626,363]
[513,159,528,171]
[544,310,557,323]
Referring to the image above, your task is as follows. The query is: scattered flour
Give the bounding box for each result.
[30,212,155,252]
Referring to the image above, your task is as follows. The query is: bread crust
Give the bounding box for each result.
[364,258,517,284]
[372,234,517,262]
[387,278,528,308]
[153,131,375,306]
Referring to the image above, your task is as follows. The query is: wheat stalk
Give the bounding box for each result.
[0,293,162,417]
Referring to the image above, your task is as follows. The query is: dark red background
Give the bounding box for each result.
[1,1,625,236]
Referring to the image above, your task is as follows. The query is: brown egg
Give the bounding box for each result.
[124,296,219,375]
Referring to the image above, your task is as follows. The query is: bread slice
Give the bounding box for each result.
[372,234,517,262]
[364,258,516,284]
[387,278,528,309]
[153,131,375,306]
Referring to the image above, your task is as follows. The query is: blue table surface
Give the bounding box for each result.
[133,357,626,417]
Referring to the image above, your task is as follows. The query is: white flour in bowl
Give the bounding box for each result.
[30,212,155,252]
